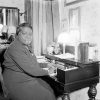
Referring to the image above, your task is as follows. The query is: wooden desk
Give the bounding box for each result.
[44,55,100,100]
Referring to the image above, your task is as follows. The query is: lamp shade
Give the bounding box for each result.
[57,31,79,46]
[57,32,70,44]
[57,31,79,57]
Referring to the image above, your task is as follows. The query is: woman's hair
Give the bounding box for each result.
[16,23,32,35]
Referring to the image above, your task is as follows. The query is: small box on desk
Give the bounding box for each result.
[57,67,78,84]
[57,62,99,84]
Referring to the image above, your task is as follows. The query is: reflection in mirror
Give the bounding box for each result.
[6,8,19,26]
[0,9,3,36]
[0,7,19,43]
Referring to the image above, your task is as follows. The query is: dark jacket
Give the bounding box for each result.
[3,37,56,100]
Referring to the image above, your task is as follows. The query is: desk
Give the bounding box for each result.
[44,55,100,100]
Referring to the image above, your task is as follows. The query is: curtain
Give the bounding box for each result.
[25,0,60,56]
[6,8,19,37]
[25,0,47,55]
[7,9,19,26]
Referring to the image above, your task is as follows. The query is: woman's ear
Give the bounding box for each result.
[18,31,22,36]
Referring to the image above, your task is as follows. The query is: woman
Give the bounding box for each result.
[3,23,56,100]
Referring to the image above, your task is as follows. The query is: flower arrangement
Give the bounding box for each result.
[47,42,61,55]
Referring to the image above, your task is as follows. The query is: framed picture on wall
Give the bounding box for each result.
[69,7,80,30]
[0,9,3,24]
[65,0,78,3]
[64,0,88,6]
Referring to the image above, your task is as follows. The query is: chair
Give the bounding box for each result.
[0,48,9,99]
[0,66,9,98]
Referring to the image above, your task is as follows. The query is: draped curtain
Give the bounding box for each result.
[25,0,60,56]
[7,9,19,26]
[6,8,19,37]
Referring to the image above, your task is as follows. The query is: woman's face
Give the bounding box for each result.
[19,27,33,45]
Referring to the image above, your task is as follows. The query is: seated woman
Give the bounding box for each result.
[2,23,56,100]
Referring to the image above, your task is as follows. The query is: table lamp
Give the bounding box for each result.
[57,32,70,54]
[57,31,80,59]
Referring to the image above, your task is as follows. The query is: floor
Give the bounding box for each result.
[70,83,100,100]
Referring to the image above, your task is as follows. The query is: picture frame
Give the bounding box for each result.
[64,0,88,6]
[69,7,80,30]
[65,0,78,3]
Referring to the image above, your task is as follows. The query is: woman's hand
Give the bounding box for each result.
[47,63,57,75]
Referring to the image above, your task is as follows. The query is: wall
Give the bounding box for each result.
[0,0,25,23]
[0,0,24,12]
[59,0,100,60]
[81,0,100,60]
[58,0,69,32]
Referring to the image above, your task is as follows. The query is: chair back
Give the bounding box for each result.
[0,48,9,98]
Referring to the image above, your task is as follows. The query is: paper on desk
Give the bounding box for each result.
[36,56,45,59]
[54,53,74,59]
[36,56,47,63]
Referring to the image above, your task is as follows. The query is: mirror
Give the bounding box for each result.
[0,7,19,41]
[0,7,19,26]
